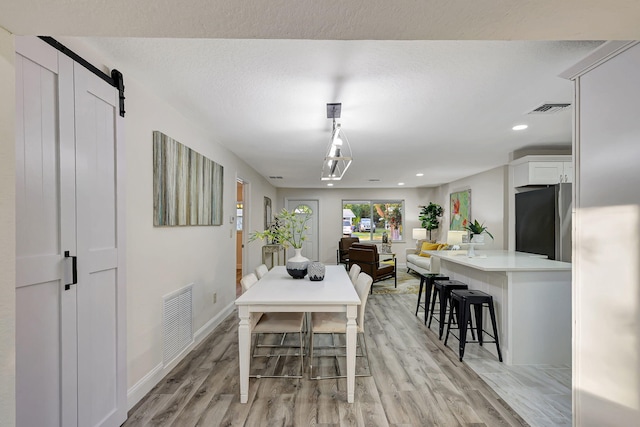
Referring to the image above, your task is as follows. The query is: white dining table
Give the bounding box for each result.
[235,265,361,403]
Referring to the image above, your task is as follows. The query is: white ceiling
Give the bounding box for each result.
[2,1,636,188]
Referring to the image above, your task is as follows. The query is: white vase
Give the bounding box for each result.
[286,248,309,279]
[471,234,485,243]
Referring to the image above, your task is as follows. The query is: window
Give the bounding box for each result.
[293,204,313,214]
[236,202,243,231]
[342,200,404,242]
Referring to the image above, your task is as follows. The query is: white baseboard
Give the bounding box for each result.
[127,301,236,410]
[126,362,163,411]
[193,302,235,344]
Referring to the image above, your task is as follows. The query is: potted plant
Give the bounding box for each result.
[250,208,311,278]
[464,219,494,243]
[419,202,444,241]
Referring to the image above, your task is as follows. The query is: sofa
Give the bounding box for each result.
[348,243,396,290]
[405,240,444,276]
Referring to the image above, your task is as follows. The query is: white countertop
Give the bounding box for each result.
[426,250,571,272]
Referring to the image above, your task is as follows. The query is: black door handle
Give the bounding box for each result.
[64,250,77,290]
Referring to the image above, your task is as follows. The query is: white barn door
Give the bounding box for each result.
[15,37,126,427]
[15,38,78,427]
[74,61,127,427]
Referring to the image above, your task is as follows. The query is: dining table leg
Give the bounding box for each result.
[238,306,251,403]
[345,305,358,403]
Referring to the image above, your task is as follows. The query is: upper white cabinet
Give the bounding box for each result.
[512,155,572,187]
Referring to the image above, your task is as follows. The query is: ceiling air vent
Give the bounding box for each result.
[268,176,283,180]
[527,103,571,114]
[368,179,380,182]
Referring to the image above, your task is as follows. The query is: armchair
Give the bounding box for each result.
[348,244,395,291]
[336,237,360,267]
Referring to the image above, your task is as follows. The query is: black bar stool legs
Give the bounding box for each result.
[445,289,503,363]
[415,274,448,324]
[415,275,426,315]
[428,280,468,339]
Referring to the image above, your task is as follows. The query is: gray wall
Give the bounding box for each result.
[274,166,508,270]
[274,187,434,266]
[0,28,16,426]
[570,42,640,426]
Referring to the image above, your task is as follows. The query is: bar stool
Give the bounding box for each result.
[415,274,449,324]
[445,289,503,362]
[428,279,469,339]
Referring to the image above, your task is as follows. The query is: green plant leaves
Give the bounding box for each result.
[463,219,494,240]
[419,202,444,230]
[249,208,312,248]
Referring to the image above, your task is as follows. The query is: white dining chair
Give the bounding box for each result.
[240,273,262,328]
[255,264,269,279]
[309,272,373,379]
[348,263,361,285]
[240,272,258,293]
[240,272,306,378]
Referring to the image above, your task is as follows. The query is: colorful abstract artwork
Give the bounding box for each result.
[449,189,471,231]
[153,131,224,226]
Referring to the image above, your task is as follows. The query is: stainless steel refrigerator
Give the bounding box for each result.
[515,183,572,262]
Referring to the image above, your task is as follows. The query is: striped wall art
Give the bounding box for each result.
[153,131,224,226]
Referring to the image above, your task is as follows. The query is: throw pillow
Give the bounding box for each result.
[419,242,442,257]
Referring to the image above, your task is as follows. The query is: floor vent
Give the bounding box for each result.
[163,284,193,365]
[527,103,571,114]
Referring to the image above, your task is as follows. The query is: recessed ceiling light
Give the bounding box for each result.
[398,182,405,186]
[512,124,528,131]
[327,183,333,187]
[416,173,424,177]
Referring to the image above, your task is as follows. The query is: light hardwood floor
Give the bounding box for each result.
[125,293,531,426]
[462,348,571,427]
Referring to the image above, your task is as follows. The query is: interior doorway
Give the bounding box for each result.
[236,179,245,297]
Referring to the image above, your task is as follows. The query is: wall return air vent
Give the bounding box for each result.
[527,103,571,114]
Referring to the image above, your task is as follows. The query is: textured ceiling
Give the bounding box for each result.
[79,38,600,188]
[1,1,629,188]
[2,0,640,39]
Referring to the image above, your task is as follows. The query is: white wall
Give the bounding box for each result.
[274,168,507,267]
[241,178,277,281]
[570,42,640,426]
[117,74,276,405]
[432,166,508,249]
[275,187,435,265]
[0,27,16,426]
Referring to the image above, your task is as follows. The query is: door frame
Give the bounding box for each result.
[237,175,250,277]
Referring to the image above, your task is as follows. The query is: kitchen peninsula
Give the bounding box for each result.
[427,250,571,365]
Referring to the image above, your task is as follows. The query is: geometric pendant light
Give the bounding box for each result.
[321,103,353,181]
